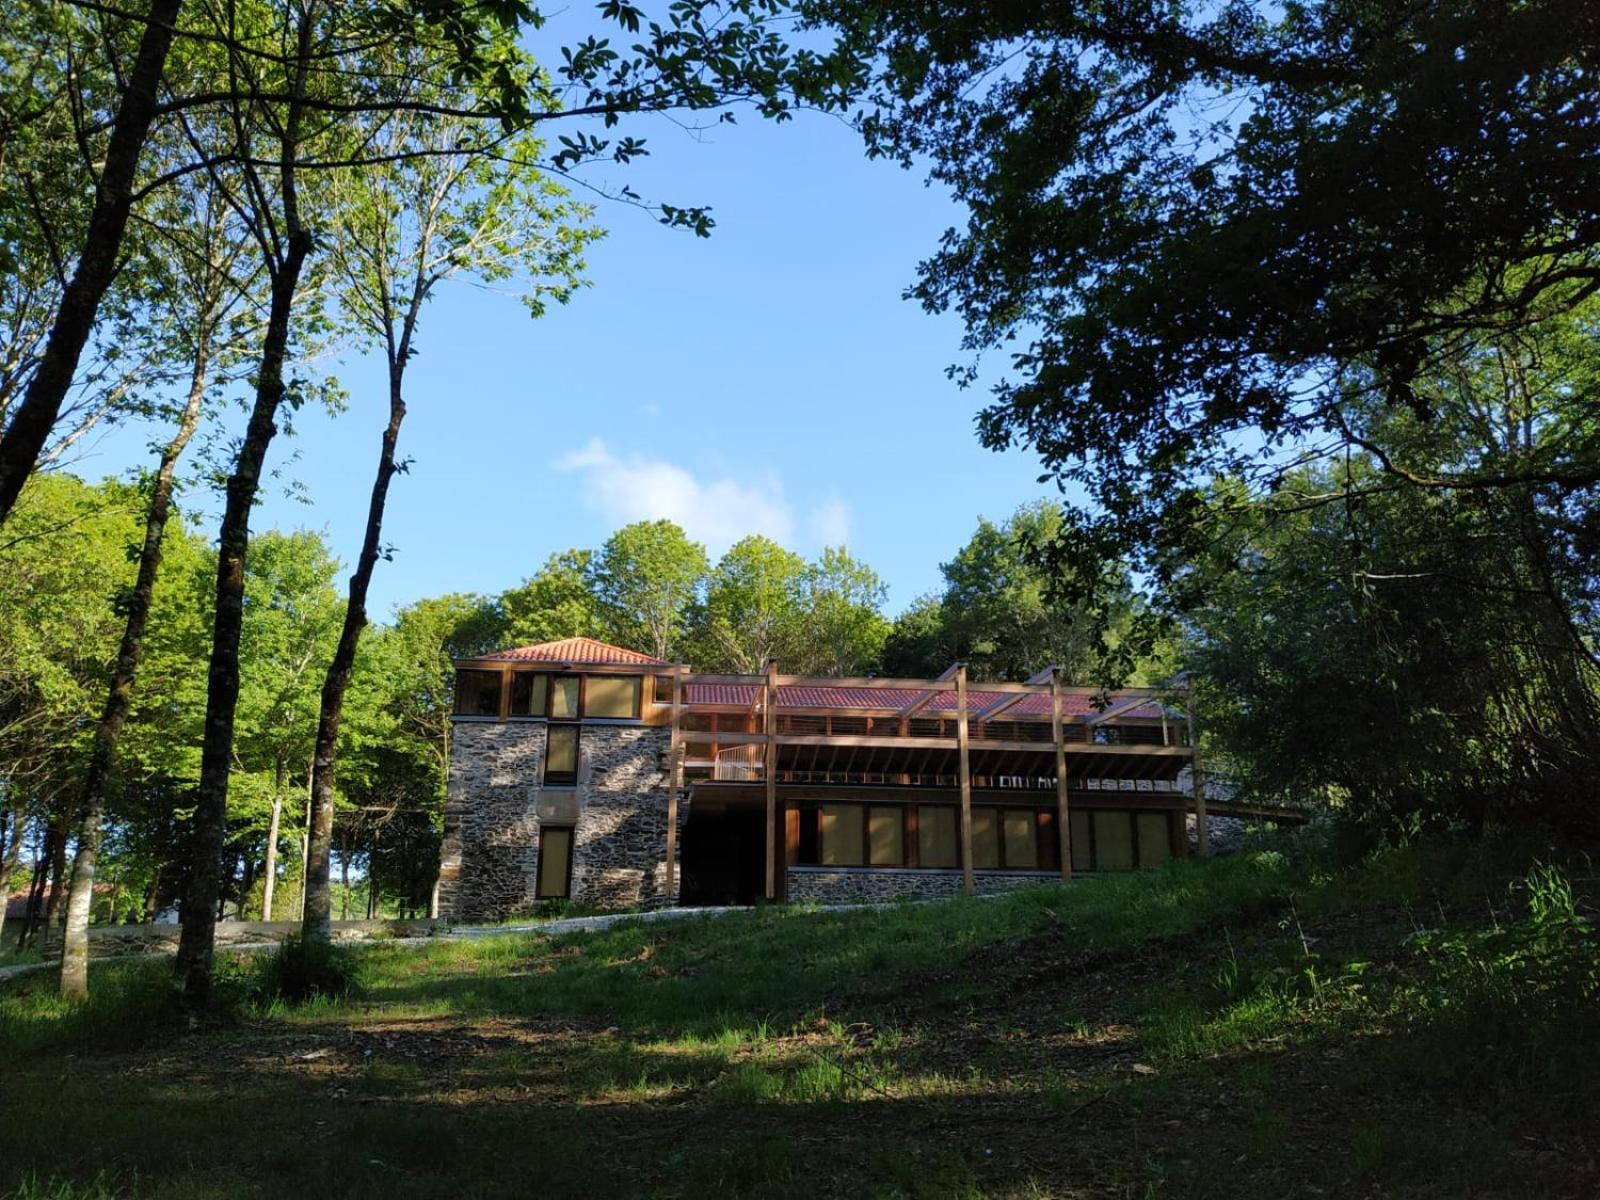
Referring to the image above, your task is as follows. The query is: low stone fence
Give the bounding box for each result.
[40,918,448,959]
[786,867,1060,904]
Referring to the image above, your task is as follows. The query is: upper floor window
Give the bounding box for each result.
[453,670,502,717]
[502,671,641,721]
[586,675,641,719]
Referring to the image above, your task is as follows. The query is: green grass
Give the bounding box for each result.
[1,831,1596,1198]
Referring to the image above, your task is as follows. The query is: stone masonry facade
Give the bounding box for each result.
[786,868,1063,904]
[438,720,681,921]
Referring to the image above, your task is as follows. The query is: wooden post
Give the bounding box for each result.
[956,664,974,895]
[763,658,778,901]
[665,672,683,900]
[1051,667,1071,881]
[1187,678,1209,856]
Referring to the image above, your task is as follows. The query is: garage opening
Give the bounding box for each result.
[678,799,765,906]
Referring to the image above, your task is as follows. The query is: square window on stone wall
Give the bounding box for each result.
[545,725,578,783]
[454,669,502,716]
[586,675,641,719]
[510,672,549,717]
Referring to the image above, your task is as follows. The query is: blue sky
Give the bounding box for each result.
[76,103,1064,624]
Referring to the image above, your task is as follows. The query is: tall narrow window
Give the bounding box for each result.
[867,807,904,866]
[586,675,641,718]
[453,669,502,716]
[1093,811,1135,870]
[916,807,959,868]
[820,805,865,866]
[509,672,549,717]
[1003,810,1039,870]
[545,725,578,785]
[1137,812,1171,868]
[549,675,581,719]
[536,827,573,898]
[1070,810,1092,873]
[971,809,1000,869]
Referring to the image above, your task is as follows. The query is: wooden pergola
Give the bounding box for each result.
[661,661,1211,901]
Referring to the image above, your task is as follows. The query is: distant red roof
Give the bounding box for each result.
[683,682,1165,720]
[478,637,668,666]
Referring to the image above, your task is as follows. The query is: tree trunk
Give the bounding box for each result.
[44,820,68,925]
[261,789,283,921]
[59,345,210,998]
[175,240,312,1002]
[339,846,350,921]
[0,808,23,949]
[303,358,408,941]
[19,818,57,950]
[0,0,185,527]
[142,865,162,924]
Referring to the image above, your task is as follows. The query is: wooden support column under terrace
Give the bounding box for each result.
[1050,666,1072,881]
[1187,677,1209,856]
[763,658,778,900]
[666,672,683,898]
[956,664,974,895]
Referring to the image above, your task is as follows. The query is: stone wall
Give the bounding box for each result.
[785,867,1063,904]
[440,719,681,921]
[1186,813,1253,854]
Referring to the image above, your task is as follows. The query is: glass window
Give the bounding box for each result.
[586,675,640,718]
[971,808,1000,869]
[868,807,903,866]
[820,805,864,866]
[1070,810,1092,873]
[1037,809,1061,871]
[549,675,580,719]
[509,672,548,717]
[1093,811,1135,871]
[1137,812,1171,868]
[917,806,958,868]
[453,669,502,716]
[536,827,572,898]
[653,674,676,706]
[1004,810,1038,870]
[545,725,578,783]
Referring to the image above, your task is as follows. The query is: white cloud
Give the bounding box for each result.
[555,438,851,556]
[806,497,852,547]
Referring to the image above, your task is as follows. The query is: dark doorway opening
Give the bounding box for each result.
[679,800,765,906]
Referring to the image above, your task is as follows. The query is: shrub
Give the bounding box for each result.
[255,935,362,1005]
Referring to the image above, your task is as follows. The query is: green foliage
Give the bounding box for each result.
[590,520,710,661]
[255,935,363,1006]
[881,501,1164,682]
[501,550,600,646]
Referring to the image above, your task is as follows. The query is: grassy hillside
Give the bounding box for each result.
[2,833,1596,1198]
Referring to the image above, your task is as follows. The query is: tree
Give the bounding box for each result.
[798,546,888,675]
[57,152,260,997]
[591,521,708,661]
[688,535,808,672]
[501,550,602,646]
[812,0,1600,640]
[879,503,1142,683]
[301,95,597,942]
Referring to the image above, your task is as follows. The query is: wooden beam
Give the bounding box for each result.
[1052,667,1071,882]
[763,658,778,900]
[1084,695,1157,726]
[957,665,974,895]
[665,672,683,900]
[899,662,963,717]
[1187,678,1209,856]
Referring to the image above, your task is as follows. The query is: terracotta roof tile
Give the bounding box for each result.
[479,637,668,666]
[681,682,1166,719]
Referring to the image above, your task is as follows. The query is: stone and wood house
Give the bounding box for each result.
[439,636,1294,920]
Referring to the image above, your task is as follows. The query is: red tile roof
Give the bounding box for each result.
[682,682,1165,720]
[478,637,669,666]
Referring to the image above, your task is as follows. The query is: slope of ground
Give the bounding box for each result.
[1,833,1596,1199]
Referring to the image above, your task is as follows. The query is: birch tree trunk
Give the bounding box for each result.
[60,342,211,998]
